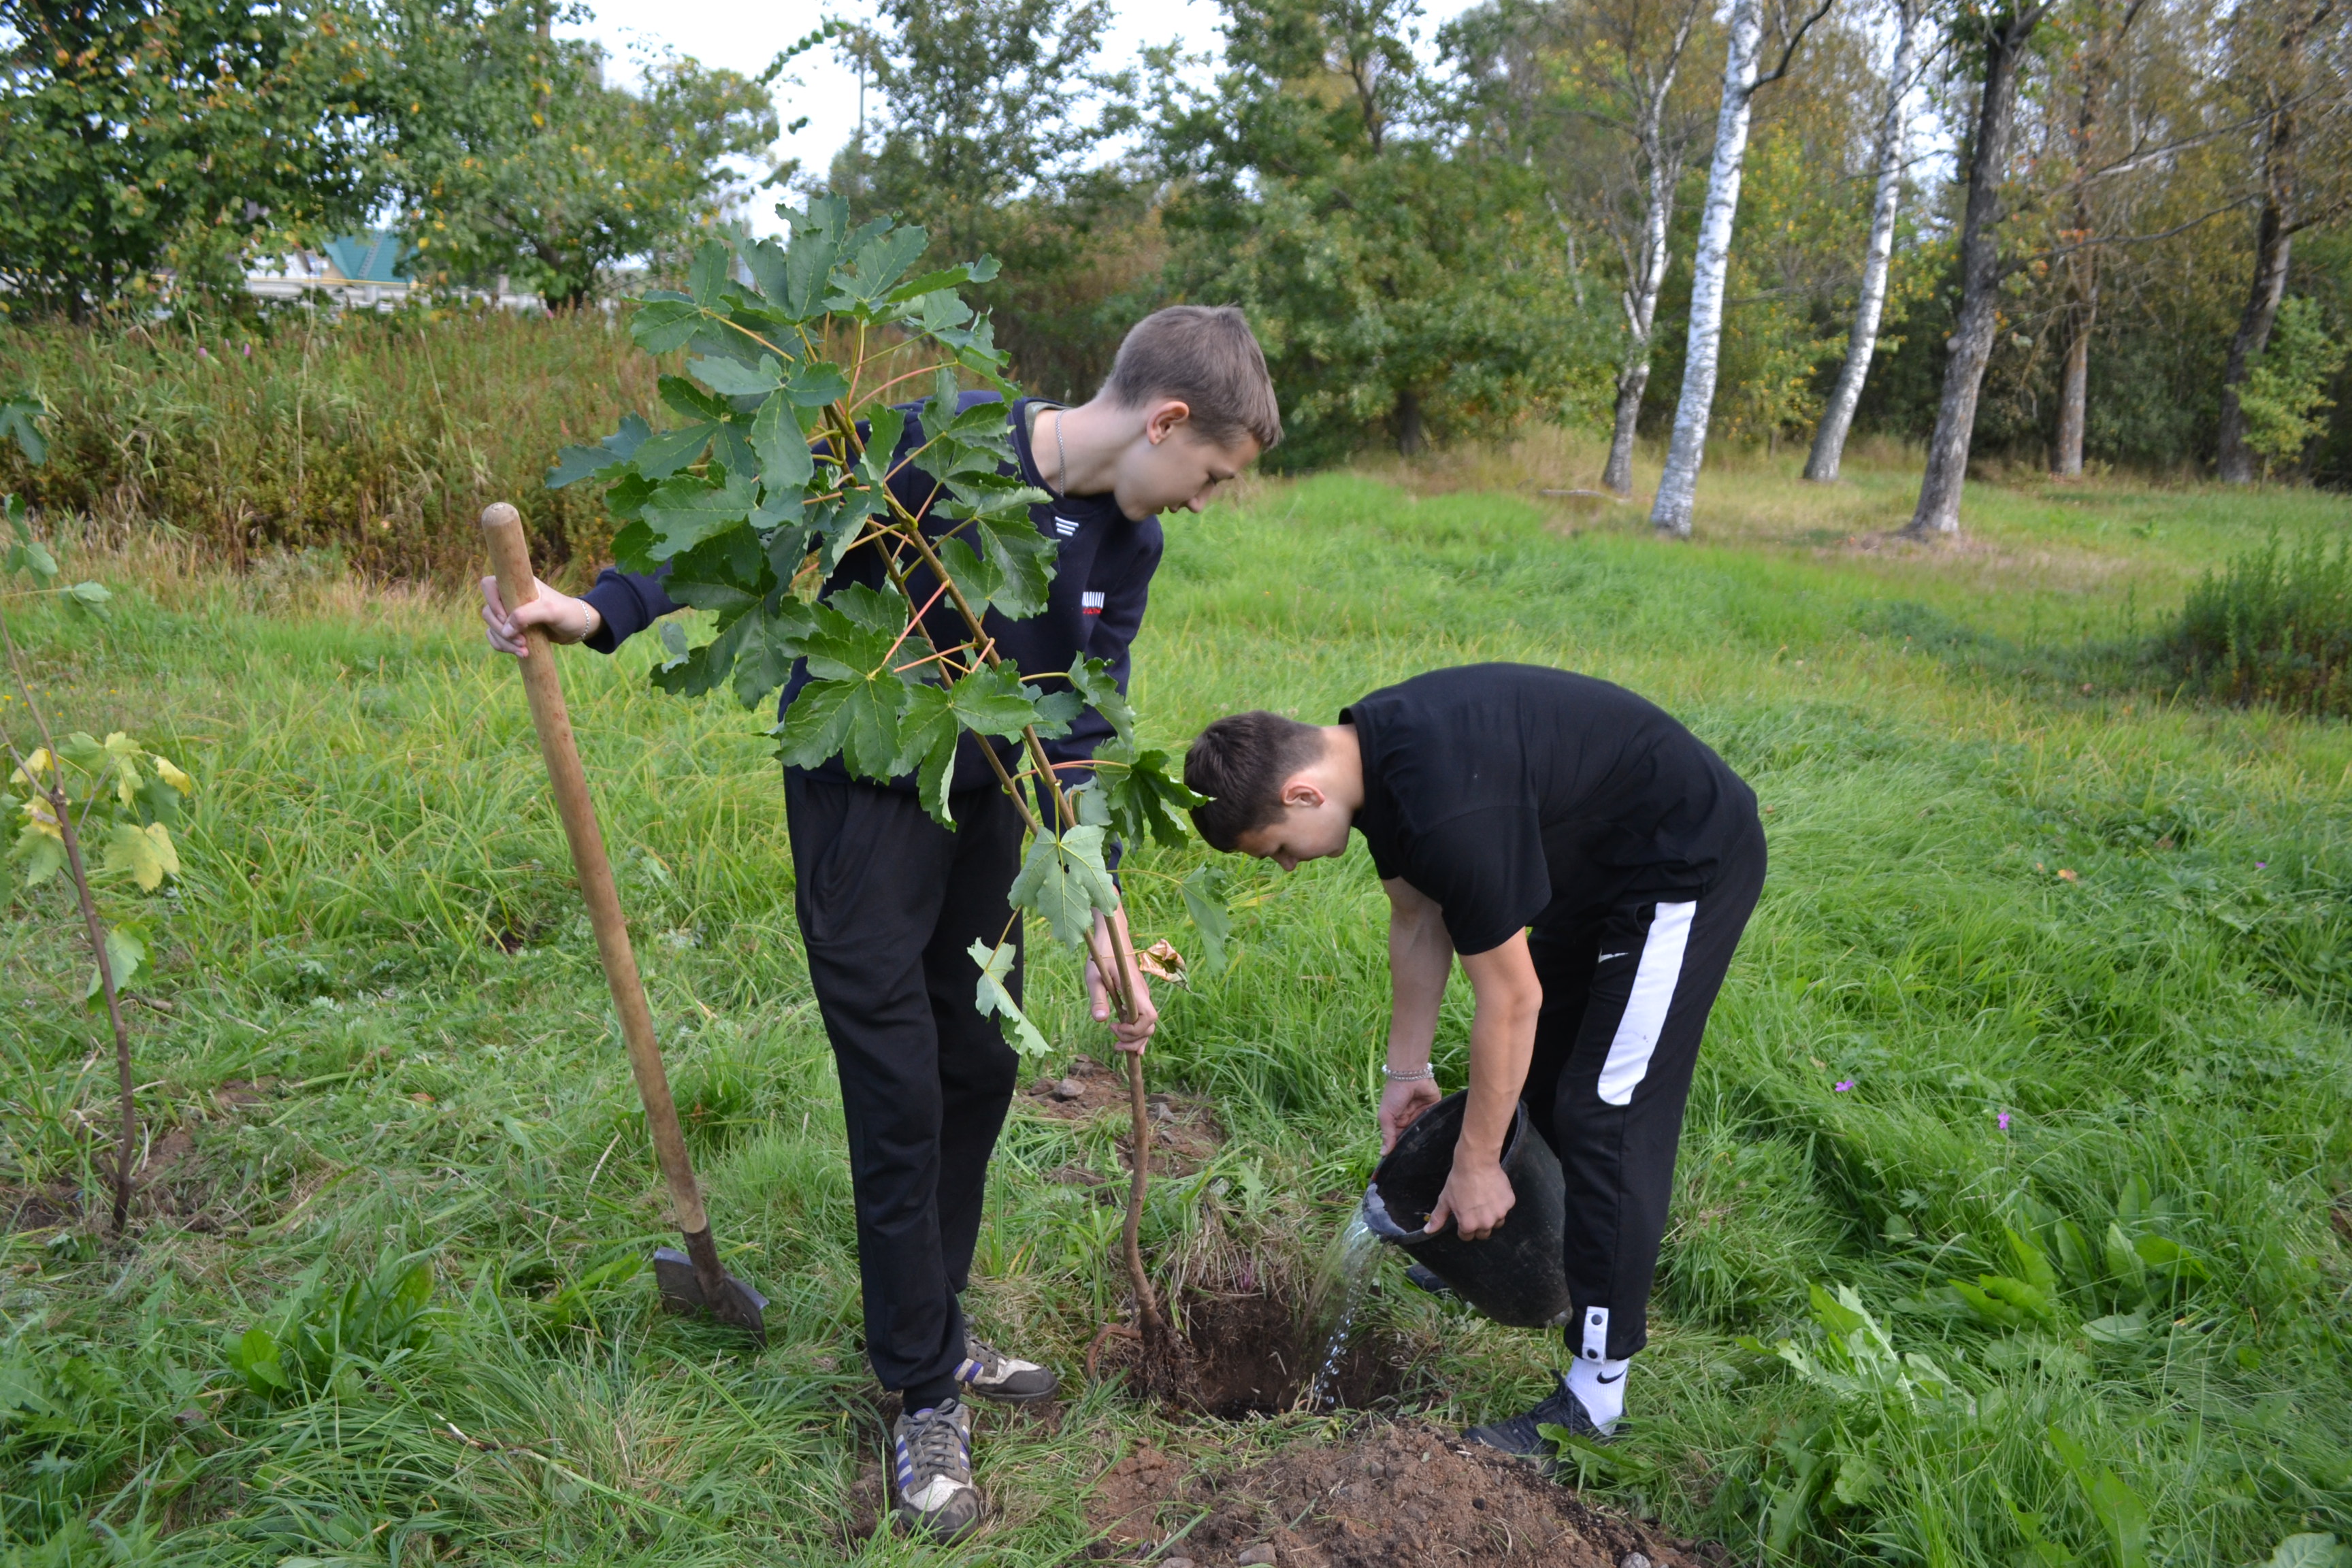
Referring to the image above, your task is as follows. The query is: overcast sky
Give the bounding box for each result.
[558,0,1490,238]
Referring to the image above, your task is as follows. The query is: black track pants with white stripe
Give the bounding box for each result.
[1520,817,1767,1364]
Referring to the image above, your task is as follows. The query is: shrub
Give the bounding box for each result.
[2163,530,2352,715]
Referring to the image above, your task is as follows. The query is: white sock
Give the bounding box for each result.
[1566,1355,1631,1431]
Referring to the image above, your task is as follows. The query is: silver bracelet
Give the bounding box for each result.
[1381,1063,1435,1082]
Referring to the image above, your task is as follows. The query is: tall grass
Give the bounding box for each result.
[0,308,655,583]
[2,470,2349,1565]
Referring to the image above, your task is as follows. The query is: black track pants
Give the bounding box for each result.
[1520,817,1767,1363]
[784,770,1024,1399]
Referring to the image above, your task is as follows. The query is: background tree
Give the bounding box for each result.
[828,0,1151,401]
[1648,0,1833,535]
[0,0,382,317]
[1805,0,1924,481]
[379,0,779,308]
[2212,0,2352,483]
[1158,0,1590,462]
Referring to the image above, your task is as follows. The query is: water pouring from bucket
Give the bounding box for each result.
[1361,1090,1572,1329]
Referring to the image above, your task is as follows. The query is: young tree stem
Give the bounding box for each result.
[0,606,137,1232]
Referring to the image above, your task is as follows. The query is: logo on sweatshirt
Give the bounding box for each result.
[1081,591,1106,616]
[1054,516,1081,538]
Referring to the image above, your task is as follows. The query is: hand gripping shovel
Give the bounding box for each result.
[480,503,768,1344]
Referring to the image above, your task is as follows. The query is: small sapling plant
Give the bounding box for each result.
[1,416,197,1236]
[546,200,1230,1389]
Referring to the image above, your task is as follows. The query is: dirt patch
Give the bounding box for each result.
[1096,1290,1422,1419]
[2,1183,85,1232]
[1026,1054,1222,1174]
[1090,1420,1718,1567]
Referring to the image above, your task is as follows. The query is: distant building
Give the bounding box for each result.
[245,230,542,312]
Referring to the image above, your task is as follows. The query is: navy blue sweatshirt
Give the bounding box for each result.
[581,394,1164,796]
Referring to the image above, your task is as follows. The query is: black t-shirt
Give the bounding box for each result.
[1342,664,1759,955]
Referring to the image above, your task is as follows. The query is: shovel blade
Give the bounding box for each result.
[652,1247,770,1345]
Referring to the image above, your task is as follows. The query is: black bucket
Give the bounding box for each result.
[1361,1091,1571,1329]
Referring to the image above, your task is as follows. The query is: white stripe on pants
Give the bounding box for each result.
[1596,900,1695,1106]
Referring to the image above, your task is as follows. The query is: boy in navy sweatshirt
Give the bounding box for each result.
[483,307,1281,1541]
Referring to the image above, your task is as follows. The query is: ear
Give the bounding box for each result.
[1143,399,1193,445]
[1278,777,1326,809]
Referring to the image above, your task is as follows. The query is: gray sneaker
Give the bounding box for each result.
[1463,1376,1616,1456]
[892,1397,980,1541]
[956,1335,1059,1404]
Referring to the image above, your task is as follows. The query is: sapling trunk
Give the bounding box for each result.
[0,609,137,1232]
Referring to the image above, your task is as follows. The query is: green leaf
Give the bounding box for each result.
[634,421,720,481]
[1948,1273,2056,1328]
[1099,742,1205,849]
[730,599,818,708]
[628,296,705,354]
[2004,1224,2059,1299]
[830,225,930,309]
[788,361,851,407]
[971,512,1056,619]
[858,406,909,495]
[2081,1311,2147,1345]
[887,257,998,305]
[691,355,785,397]
[772,679,853,768]
[751,392,815,495]
[2262,1535,2352,1568]
[67,581,109,609]
[84,925,146,1003]
[547,414,652,489]
[102,819,174,889]
[13,826,65,886]
[687,240,732,304]
[1181,864,1232,975]
[0,395,47,466]
[640,473,757,562]
[1010,824,1118,946]
[933,534,1006,620]
[968,939,1050,1058]
[1068,657,1137,748]
[2104,1222,2149,1296]
[2047,1426,2149,1568]
[231,1326,291,1394]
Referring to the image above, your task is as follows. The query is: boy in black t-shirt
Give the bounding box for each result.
[1184,663,1766,1449]
[483,308,1281,1542]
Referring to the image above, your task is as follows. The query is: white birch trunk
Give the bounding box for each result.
[1650,0,1765,537]
[1603,142,1682,496]
[1804,0,1916,483]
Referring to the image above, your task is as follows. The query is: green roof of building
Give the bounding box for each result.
[321,231,411,283]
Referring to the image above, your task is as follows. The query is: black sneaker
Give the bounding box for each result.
[1404,1262,1454,1298]
[956,1335,1059,1404]
[892,1397,981,1541]
[1463,1377,1616,1456]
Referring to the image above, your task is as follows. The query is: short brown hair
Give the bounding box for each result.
[1184,710,1324,851]
[1102,306,1284,453]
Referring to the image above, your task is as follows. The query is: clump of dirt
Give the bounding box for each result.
[1090,1421,1721,1567]
[1025,1054,1222,1174]
[1095,1288,1422,1418]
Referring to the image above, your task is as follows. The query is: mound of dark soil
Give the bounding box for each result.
[1025,1054,1222,1173]
[1090,1420,1719,1567]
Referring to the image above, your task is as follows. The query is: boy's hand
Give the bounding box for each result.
[1086,909,1158,1056]
[481,576,601,657]
[1378,1075,1442,1154]
[1423,1152,1516,1242]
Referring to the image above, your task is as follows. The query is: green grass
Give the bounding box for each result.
[3,462,2351,1565]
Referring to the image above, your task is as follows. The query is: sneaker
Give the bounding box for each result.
[957,1335,1059,1404]
[1463,1376,1616,1457]
[892,1397,981,1541]
[1404,1262,1454,1298]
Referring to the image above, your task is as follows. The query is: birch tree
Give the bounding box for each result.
[1650,0,1834,534]
[1804,0,1922,483]
[1574,0,1714,495]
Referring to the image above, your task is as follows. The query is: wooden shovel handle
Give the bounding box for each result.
[479,504,710,1241]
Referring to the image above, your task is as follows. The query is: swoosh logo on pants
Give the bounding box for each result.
[1596,1371,1624,1384]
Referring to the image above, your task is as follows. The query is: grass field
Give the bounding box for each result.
[3,455,2351,1565]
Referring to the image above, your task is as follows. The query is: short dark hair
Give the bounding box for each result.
[1102,306,1284,453]
[1184,710,1326,851]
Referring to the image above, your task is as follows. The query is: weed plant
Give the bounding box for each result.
[2166,532,2352,717]
[1,470,2349,1564]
